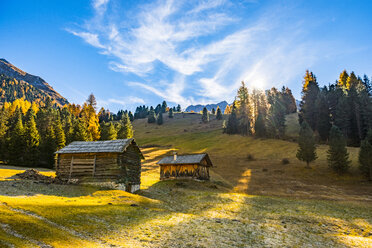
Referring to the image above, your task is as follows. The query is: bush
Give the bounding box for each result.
[281,158,290,165]
[246,154,255,161]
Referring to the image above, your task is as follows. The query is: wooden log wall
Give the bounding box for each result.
[56,153,124,181]
[160,164,210,180]
[118,144,141,185]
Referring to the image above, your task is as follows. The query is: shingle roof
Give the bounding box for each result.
[157,153,212,166]
[55,139,140,154]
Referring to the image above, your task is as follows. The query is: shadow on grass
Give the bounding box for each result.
[0,180,99,197]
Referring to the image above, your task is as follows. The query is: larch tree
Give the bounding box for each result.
[327,126,351,174]
[296,122,317,168]
[87,93,97,111]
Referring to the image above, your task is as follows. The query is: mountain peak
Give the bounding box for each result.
[0,59,68,106]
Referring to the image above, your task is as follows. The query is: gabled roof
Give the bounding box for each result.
[157,153,213,167]
[55,139,144,158]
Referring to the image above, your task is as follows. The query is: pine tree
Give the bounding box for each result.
[296,122,317,168]
[327,126,351,173]
[359,129,372,180]
[211,108,216,115]
[148,109,156,123]
[216,107,223,120]
[169,108,174,118]
[157,113,163,125]
[176,104,181,112]
[24,112,40,166]
[202,107,209,123]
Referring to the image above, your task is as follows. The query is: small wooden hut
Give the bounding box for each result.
[55,139,144,192]
[157,153,213,180]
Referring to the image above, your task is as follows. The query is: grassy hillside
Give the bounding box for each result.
[0,112,371,247]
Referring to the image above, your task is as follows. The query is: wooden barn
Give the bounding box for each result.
[157,153,213,180]
[55,139,144,192]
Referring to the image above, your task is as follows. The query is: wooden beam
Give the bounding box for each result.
[93,155,96,177]
[69,156,74,181]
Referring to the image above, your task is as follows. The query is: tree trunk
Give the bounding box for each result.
[306,161,310,168]
[369,165,372,181]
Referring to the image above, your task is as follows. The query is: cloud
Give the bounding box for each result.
[68,0,330,106]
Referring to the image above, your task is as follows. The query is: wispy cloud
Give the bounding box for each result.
[68,0,330,106]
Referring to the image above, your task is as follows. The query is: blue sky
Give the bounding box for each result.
[1,0,372,112]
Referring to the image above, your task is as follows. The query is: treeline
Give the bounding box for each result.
[224,82,297,138]
[0,94,133,168]
[299,70,372,146]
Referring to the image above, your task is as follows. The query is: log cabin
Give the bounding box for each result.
[54,139,144,193]
[157,153,213,180]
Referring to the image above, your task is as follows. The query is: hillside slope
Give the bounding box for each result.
[133,113,372,202]
[0,59,68,106]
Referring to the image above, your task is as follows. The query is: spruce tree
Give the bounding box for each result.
[157,113,163,125]
[148,109,156,123]
[327,126,351,173]
[8,110,25,164]
[236,81,252,135]
[24,113,40,166]
[169,108,174,118]
[176,104,181,112]
[161,101,167,113]
[316,90,331,142]
[359,130,372,180]
[299,70,320,131]
[226,103,239,134]
[216,107,223,120]
[255,113,267,138]
[202,107,209,123]
[211,108,216,115]
[54,118,66,150]
[117,114,133,139]
[72,120,88,141]
[296,122,317,168]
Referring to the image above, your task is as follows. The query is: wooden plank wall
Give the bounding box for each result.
[118,145,141,185]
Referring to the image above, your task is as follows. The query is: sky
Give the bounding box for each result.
[1,0,372,112]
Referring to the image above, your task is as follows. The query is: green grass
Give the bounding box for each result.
[0,113,371,247]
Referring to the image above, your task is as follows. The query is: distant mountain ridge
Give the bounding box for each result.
[186,101,229,113]
[0,58,68,106]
